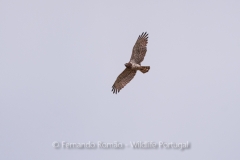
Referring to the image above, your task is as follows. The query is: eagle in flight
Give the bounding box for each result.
[112,32,150,94]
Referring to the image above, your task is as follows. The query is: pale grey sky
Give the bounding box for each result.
[1,0,240,159]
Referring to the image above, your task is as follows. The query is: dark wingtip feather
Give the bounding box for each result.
[139,32,149,39]
[112,87,116,94]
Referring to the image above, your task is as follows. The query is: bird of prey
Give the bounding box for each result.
[112,32,150,94]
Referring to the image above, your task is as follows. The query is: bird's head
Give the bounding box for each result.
[125,63,132,68]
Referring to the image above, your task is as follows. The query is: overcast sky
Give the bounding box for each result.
[1,0,240,159]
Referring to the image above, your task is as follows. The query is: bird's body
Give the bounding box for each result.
[127,63,141,70]
[112,32,150,94]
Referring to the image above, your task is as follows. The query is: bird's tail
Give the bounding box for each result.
[140,66,150,73]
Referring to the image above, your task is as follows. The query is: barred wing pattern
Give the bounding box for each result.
[130,32,148,64]
[112,68,137,94]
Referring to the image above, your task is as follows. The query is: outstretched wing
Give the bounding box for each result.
[112,68,137,94]
[130,32,148,64]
